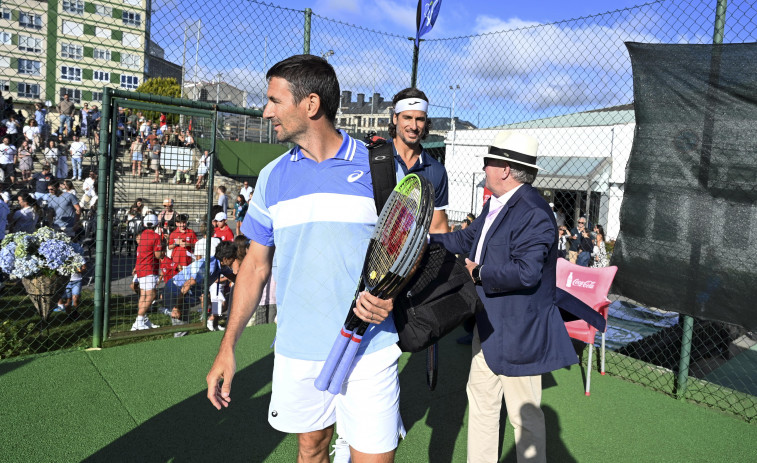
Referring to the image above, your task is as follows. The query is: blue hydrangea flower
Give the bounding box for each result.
[0,243,16,274]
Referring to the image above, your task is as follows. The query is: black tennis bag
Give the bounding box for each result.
[367,141,483,353]
[392,243,483,353]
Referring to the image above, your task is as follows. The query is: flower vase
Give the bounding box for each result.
[21,274,69,321]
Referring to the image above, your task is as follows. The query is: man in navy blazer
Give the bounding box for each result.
[430,131,577,463]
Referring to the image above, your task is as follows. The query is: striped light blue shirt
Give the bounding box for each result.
[241,130,398,361]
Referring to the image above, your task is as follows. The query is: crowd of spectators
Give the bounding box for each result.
[124,180,256,332]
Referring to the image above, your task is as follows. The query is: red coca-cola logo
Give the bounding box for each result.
[571,278,596,289]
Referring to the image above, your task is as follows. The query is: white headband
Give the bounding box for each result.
[394,98,428,114]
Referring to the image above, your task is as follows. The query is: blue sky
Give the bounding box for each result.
[287,0,647,38]
[150,0,755,127]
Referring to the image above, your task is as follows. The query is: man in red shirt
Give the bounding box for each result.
[168,214,197,268]
[133,214,163,330]
[213,212,234,242]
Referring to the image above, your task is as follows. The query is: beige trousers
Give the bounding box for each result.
[467,328,546,463]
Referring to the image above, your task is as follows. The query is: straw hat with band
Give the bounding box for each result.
[479,131,540,170]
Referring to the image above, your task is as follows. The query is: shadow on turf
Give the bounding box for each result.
[82,352,288,462]
[398,333,578,463]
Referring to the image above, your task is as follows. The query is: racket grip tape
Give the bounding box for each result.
[314,327,353,391]
[327,332,363,394]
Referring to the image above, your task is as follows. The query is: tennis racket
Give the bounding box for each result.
[315,174,434,392]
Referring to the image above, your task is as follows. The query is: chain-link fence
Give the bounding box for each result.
[0,0,755,421]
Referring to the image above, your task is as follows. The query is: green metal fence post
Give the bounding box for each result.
[410,39,419,88]
[102,100,120,340]
[676,0,728,399]
[202,109,219,320]
[92,87,112,348]
[304,8,312,55]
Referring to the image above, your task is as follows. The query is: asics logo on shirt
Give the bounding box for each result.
[347,170,364,182]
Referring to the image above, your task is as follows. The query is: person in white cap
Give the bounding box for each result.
[131,213,163,330]
[429,131,578,463]
[212,211,234,242]
[388,87,450,233]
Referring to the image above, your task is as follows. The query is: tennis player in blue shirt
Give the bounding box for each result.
[206,55,401,462]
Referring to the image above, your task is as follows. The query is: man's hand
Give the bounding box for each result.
[354,291,393,324]
[181,278,195,295]
[206,349,236,410]
[465,258,478,279]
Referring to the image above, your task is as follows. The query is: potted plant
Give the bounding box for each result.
[0,227,85,321]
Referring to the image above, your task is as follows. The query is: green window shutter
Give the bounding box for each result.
[111,30,122,41]
[111,51,120,62]
[10,81,18,92]
[84,24,95,36]
[84,2,96,14]
[83,68,93,80]
[84,47,93,58]
[10,57,17,69]
[112,8,122,19]
[110,73,120,84]
[10,34,16,46]
[82,90,92,101]
[11,10,19,21]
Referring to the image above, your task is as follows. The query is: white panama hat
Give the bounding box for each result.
[478,131,540,170]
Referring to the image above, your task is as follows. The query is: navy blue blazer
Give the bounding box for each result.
[430,184,578,376]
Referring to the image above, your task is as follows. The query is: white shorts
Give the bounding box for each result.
[138,275,159,291]
[269,344,405,454]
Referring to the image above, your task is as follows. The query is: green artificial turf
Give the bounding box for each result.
[0,324,754,462]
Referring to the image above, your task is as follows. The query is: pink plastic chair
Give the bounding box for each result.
[556,258,618,396]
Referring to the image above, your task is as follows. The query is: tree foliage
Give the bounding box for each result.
[133,77,181,125]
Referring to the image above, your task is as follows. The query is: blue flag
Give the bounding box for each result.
[415,0,442,47]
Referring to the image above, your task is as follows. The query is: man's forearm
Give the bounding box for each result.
[220,248,272,351]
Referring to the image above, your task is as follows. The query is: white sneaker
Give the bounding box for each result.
[132,319,160,330]
[207,319,216,331]
[330,436,351,463]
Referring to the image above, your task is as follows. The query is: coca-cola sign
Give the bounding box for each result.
[569,278,596,289]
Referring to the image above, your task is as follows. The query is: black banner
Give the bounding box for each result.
[612,42,757,330]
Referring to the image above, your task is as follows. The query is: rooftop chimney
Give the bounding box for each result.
[357,93,365,106]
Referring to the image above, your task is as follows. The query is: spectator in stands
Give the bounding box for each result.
[150,145,161,183]
[80,170,98,209]
[54,257,85,320]
[34,102,48,145]
[194,220,220,262]
[23,119,41,153]
[184,130,194,147]
[157,198,177,236]
[56,134,69,180]
[89,105,101,145]
[568,216,587,264]
[44,181,81,238]
[69,135,87,181]
[44,139,58,177]
[132,214,162,331]
[577,228,593,267]
[216,185,228,216]
[130,137,144,177]
[5,113,21,146]
[164,240,236,330]
[0,136,17,185]
[168,214,197,269]
[61,180,77,201]
[10,193,39,232]
[557,226,569,259]
[80,103,90,138]
[32,164,53,200]
[239,180,253,202]
[58,94,76,137]
[17,140,33,185]
[139,119,152,139]
[126,109,138,140]
[213,212,234,242]
[234,194,247,236]
[195,150,209,190]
